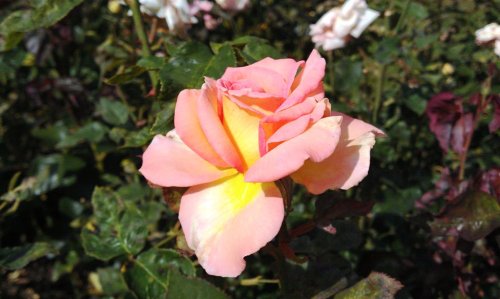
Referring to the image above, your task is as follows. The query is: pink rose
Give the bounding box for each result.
[140,50,384,277]
[310,0,380,51]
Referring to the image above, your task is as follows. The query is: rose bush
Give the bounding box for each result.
[140,50,384,277]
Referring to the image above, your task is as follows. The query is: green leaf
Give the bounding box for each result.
[374,37,399,64]
[1,154,84,202]
[57,121,109,148]
[125,248,229,299]
[241,41,282,63]
[0,242,59,270]
[203,43,236,79]
[104,66,146,85]
[0,0,85,51]
[97,98,129,126]
[81,187,148,261]
[149,105,175,136]
[98,267,129,295]
[404,94,427,115]
[123,127,151,148]
[334,272,403,299]
[137,56,165,70]
[430,191,500,241]
[160,42,213,88]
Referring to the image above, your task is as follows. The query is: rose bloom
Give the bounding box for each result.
[140,50,384,277]
[475,23,500,57]
[215,0,250,11]
[125,0,198,34]
[310,0,379,51]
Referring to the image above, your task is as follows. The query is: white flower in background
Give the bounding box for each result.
[309,0,379,51]
[475,23,500,57]
[119,0,198,34]
[215,0,250,11]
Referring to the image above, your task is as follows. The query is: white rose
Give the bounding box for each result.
[309,0,379,51]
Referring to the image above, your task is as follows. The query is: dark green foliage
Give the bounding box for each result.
[1,0,499,298]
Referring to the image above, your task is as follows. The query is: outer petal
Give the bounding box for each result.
[179,173,284,277]
[279,49,325,110]
[291,114,384,193]
[292,132,376,194]
[246,116,342,183]
[139,130,236,187]
[350,8,380,38]
[174,89,229,168]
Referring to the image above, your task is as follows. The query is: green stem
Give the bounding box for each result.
[128,0,158,89]
[372,64,387,123]
[327,51,335,97]
[394,0,412,34]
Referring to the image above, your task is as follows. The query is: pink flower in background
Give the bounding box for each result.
[475,23,500,57]
[216,0,250,11]
[190,0,221,30]
[140,50,384,277]
[310,0,380,51]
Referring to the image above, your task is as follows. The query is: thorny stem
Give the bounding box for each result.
[128,0,159,89]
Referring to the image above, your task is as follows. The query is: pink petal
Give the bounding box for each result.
[199,79,245,171]
[174,89,229,168]
[139,131,236,187]
[246,116,342,183]
[292,132,377,193]
[220,65,289,98]
[252,57,304,93]
[259,98,327,154]
[179,174,284,277]
[331,111,386,139]
[279,50,326,110]
[291,114,384,193]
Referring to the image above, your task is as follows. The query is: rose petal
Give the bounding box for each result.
[199,79,245,171]
[331,111,386,139]
[291,114,384,193]
[139,131,236,187]
[179,173,284,277]
[351,8,380,38]
[220,65,289,98]
[252,57,304,93]
[246,116,342,183]
[174,89,229,167]
[222,95,262,170]
[280,49,325,110]
[292,132,377,193]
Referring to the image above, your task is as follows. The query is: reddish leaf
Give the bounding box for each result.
[315,196,375,224]
[489,95,500,133]
[430,191,500,241]
[476,168,500,200]
[450,113,474,154]
[426,92,463,153]
[416,168,451,209]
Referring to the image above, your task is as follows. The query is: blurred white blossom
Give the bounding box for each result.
[475,23,500,57]
[120,0,198,34]
[215,0,250,11]
[309,0,379,51]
